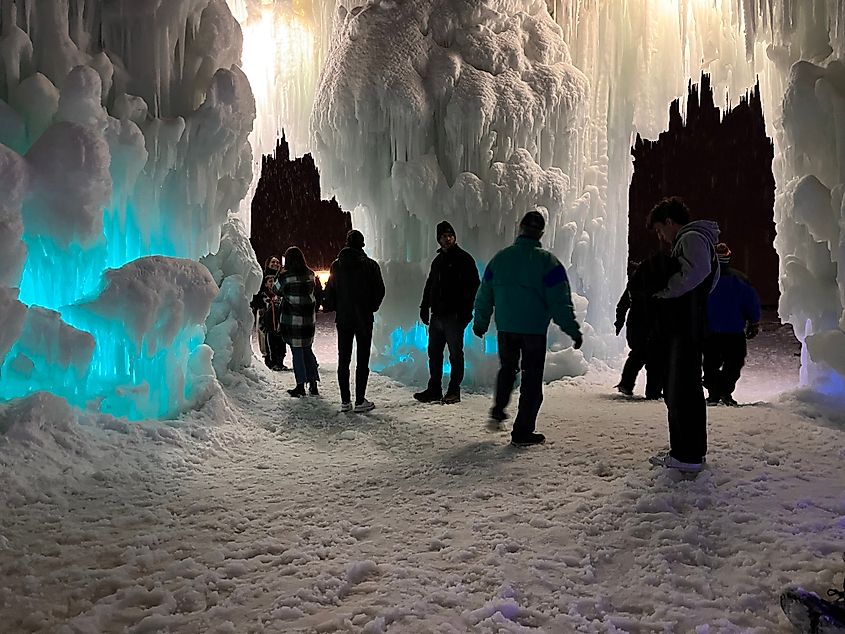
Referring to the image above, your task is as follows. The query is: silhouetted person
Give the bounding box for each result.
[614,252,673,399]
[250,274,286,370]
[323,230,385,413]
[415,220,480,405]
[473,210,583,446]
[275,247,322,397]
[703,242,761,406]
[647,197,720,474]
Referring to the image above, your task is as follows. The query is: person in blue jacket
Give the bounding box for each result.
[704,242,761,406]
[473,210,583,446]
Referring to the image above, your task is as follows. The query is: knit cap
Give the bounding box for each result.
[715,242,731,264]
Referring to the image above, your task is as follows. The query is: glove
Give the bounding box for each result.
[419,306,429,326]
[746,323,759,340]
[614,322,623,336]
[572,333,583,350]
[472,324,486,339]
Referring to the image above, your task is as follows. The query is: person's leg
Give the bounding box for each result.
[355,323,374,405]
[619,346,647,393]
[305,346,320,383]
[702,335,723,400]
[444,317,466,396]
[426,316,447,395]
[337,326,354,404]
[493,332,521,417]
[665,336,707,463]
[268,332,285,368]
[721,333,747,401]
[290,346,307,385]
[644,339,666,399]
[512,334,547,438]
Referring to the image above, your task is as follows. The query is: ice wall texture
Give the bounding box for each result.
[299,0,845,395]
[311,0,592,383]
[0,0,260,419]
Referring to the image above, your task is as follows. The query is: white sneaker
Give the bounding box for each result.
[353,400,375,413]
[340,402,352,412]
[648,453,703,473]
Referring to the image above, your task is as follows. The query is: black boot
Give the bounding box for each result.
[309,381,319,396]
[287,384,305,398]
[511,432,545,447]
[413,387,442,403]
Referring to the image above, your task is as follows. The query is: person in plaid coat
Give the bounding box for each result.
[274,247,323,397]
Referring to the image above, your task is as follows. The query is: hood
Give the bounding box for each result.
[677,219,719,246]
[338,246,367,266]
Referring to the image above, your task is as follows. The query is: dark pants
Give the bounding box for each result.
[427,315,467,395]
[291,345,319,385]
[619,343,665,398]
[664,336,707,463]
[494,332,547,437]
[337,323,373,405]
[703,332,747,398]
[267,331,286,367]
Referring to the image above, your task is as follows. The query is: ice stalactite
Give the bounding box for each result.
[0,0,259,419]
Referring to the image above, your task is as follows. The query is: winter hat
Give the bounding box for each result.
[436,220,456,241]
[715,242,732,264]
[346,229,365,249]
[520,210,546,231]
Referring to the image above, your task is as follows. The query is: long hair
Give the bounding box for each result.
[283,246,307,274]
[265,254,281,270]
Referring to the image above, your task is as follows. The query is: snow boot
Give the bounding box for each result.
[442,392,461,404]
[353,399,375,413]
[615,383,634,397]
[287,384,306,398]
[511,432,545,447]
[309,382,319,396]
[721,395,738,407]
[413,388,442,403]
[706,393,721,406]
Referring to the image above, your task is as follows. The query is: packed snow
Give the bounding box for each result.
[1,316,843,632]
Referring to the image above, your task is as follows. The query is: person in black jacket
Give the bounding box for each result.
[414,221,480,404]
[323,230,386,413]
[614,252,673,399]
[250,274,287,370]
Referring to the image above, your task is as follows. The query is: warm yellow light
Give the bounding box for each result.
[315,270,331,287]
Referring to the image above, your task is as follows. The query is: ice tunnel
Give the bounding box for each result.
[1,0,845,419]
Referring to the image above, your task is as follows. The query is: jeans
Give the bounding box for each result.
[703,332,747,398]
[494,332,547,437]
[291,346,319,385]
[427,315,467,395]
[664,335,707,463]
[337,323,373,404]
[619,343,665,398]
[267,331,287,367]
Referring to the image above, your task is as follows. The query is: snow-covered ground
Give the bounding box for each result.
[1,313,844,633]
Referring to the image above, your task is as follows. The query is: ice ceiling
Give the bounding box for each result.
[0,0,844,419]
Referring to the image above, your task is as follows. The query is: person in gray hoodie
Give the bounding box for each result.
[645,197,720,474]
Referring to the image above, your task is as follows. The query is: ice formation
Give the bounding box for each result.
[0,0,258,419]
[235,0,845,395]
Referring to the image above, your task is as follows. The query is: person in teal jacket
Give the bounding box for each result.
[473,210,583,446]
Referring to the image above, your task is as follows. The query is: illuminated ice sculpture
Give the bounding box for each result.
[0,0,259,419]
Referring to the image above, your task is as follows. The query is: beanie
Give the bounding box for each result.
[346,229,365,249]
[436,220,456,241]
[520,210,546,231]
[715,242,731,264]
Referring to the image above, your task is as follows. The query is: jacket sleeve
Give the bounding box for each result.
[464,254,481,320]
[544,257,581,339]
[615,284,631,328]
[370,260,386,312]
[742,279,761,324]
[473,263,495,332]
[655,232,714,298]
[314,276,324,311]
[322,264,337,312]
[420,268,432,311]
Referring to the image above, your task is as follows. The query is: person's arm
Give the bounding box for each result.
[464,254,481,324]
[371,261,386,312]
[743,280,762,338]
[544,258,581,345]
[655,232,713,298]
[314,275,324,311]
[615,285,631,335]
[473,263,495,335]
[419,267,432,325]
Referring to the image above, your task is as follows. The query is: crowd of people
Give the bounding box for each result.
[253,198,764,469]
